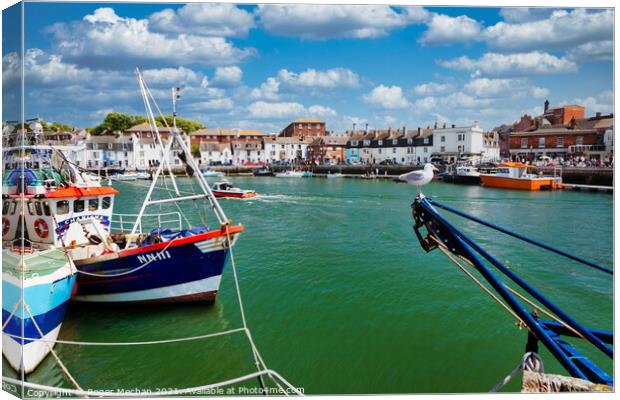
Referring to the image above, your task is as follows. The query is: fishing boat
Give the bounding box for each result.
[72,70,243,304]
[410,194,613,391]
[253,167,274,177]
[479,162,561,191]
[211,181,257,199]
[1,121,80,373]
[275,170,304,178]
[2,248,76,373]
[201,168,224,177]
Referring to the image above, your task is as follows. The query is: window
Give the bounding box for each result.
[378,149,382,154]
[27,202,36,215]
[57,200,70,215]
[423,138,429,145]
[108,143,113,150]
[34,201,43,216]
[441,136,445,142]
[423,147,428,153]
[556,136,564,148]
[576,136,584,145]
[392,139,398,145]
[102,197,112,209]
[538,137,545,148]
[351,140,359,146]
[440,146,445,152]
[378,140,383,145]
[88,199,99,211]
[74,199,85,213]
[10,201,17,215]
[521,138,528,148]
[2,201,8,215]
[392,148,396,154]
[407,139,413,145]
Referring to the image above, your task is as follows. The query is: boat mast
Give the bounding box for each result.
[126,69,229,244]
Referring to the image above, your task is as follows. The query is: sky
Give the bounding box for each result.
[1,3,614,133]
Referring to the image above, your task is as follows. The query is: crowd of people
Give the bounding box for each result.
[517,156,614,169]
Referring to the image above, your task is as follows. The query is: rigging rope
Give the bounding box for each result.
[489,352,544,392]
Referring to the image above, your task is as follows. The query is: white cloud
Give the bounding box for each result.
[484,9,613,52]
[142,67,202,85]
[277,68,360,88]
[440,92,492,109]
[531,86,550,99]
[363,85,410,109]
[256,5,417,39]
[308,105,337,117]
[149,3,255,37]
[188,98,234,111]
[412,81,453,96]
[213,66,243,87]
[419,13,482,45]
[247,101,335,119]
[567,40,613,62]
[498,8,555,23]
[250,77,281,101]
[464,78,519,97]
[49,7,255,68]
[438,51,577,77]
[413,96,438,111]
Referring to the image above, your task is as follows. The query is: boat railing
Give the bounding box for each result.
[111,212,182,234]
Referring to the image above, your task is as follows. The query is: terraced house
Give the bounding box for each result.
[346,128,433,165]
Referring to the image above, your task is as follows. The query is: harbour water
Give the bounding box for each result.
[4,177,612,393]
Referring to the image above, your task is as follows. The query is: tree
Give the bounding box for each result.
[191,144,201,158]
[90,112,147,135]
[155,115,205,134]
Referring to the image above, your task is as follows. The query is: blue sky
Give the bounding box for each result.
[2,3,614,133]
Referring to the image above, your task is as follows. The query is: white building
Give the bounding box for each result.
[263,136,314,164]
[432,122,500,162]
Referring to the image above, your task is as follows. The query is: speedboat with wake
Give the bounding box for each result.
[211,181,256,199]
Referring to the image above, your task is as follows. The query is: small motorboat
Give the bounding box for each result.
[253,167,274,177]
[442,165,481,185]
[202,169,224,177]
[275,170,304,178]
[301,171,313,177]
[211,181,257,199]
[480,162,561,191]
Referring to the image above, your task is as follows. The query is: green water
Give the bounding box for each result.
[6,177,613,394]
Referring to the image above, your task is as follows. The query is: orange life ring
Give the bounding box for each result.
[34,218,49,238]
[2,218,9,236]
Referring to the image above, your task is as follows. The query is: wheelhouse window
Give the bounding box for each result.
[57,200,70,215]
[102,197,112,209]
[89,198,99,211]
[2,201,8,215]
[73,199,85,213]
[27,202,36,215]
[9,201,17,215]
[34,201,43,216]
[43,202,51,216]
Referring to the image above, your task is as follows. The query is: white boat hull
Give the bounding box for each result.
[2,325,62,374]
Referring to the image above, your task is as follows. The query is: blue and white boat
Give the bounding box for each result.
[2,248,76,373]
[201,168,224,177]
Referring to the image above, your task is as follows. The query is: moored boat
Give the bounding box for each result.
[442,165,481,185]
[275,170,304,178]
[2,247,76,373]
[480,162,561,191]
[326,172,344,179]
[253,167,274,176]
[201,168,224,177]
[211,181,257,199]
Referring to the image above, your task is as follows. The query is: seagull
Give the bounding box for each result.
[398,163,439,195]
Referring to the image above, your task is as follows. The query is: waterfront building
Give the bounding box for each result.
[83,135,135,170]
[280,118,326,137]
[190,128,268,165]
[345,132,366,163]
[125,123,189,169]
[431,122,500,163]
[263,136,314,164]
[307,135,349,164]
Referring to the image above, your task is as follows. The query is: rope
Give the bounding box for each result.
[76,236,177,278]
[4,327,245,347]
[2,369,303,397]
[489,352,544,392]
[23,303,83,391]
[226,226,269,392]
[2,300,21,330]
[430,237,524,326]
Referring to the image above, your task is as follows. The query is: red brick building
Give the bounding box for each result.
[280,118,326,137]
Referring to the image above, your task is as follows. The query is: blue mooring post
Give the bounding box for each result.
[414,197,611,383]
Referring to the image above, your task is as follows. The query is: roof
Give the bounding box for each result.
[323,136,349,146]
[126,123,179,134]
[191,128,267,137]
[511,127,597,136]
[292,118,324,124]
[265,136,314,145]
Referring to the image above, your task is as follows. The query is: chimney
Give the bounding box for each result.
[544,99,549,112]
[417,127,421,134]
[434,121,438,129]
[451,124,456,128]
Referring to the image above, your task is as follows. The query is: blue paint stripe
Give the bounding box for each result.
[2,275,76,317]
[2,300,71,345]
